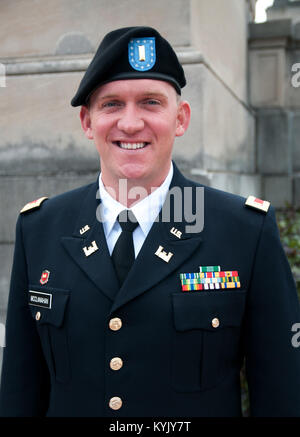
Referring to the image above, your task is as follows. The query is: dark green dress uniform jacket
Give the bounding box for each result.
[1,163,300,417]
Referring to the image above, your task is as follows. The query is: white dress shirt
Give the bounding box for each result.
[98,162,173,257]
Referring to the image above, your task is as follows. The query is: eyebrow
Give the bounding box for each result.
[139,92,168,98]
[97,94,119,101]
[97,92,168,101]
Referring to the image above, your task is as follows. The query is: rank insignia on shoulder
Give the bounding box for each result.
[20,197,48,214]
[245,195,270,213]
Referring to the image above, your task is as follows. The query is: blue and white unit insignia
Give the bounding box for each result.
[128,37,156,71]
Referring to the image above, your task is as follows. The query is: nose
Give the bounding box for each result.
[117,104,144,134]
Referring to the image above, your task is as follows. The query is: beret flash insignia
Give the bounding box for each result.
[128,37,156,71]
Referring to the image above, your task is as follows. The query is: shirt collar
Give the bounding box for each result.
[98,162,173,238]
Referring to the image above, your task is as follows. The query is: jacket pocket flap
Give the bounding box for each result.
[28,286,70,327]
[172,290,247,332]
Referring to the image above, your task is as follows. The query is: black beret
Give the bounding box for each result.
[71,26,186,107]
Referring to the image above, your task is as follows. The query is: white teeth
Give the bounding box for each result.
[119,142,147,150]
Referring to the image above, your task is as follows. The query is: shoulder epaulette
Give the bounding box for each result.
[245,195,270,213]
[20,197,48,214]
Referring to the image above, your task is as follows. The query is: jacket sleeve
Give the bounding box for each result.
[244,206,300,416]
[0,216,50,416]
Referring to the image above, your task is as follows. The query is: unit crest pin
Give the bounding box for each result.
[40,269,50,285]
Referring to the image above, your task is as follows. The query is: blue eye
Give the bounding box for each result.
[146,99,160,105]
[103,102,119,108]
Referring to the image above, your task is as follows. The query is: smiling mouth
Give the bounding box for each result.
[114,141,150,150]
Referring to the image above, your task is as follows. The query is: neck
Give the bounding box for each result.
[101,168,171,208]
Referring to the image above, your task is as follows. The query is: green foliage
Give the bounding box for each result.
[276,206,300,297]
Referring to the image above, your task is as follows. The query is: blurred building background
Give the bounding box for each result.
[0,0,299,369]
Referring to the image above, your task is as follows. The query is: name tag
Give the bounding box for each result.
[28,290,52,309]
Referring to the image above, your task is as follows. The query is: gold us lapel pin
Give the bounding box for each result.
[170,227,182,239]
[80,225,90,235]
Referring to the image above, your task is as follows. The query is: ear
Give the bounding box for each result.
[175,101,191,137]
[80,106,94,140]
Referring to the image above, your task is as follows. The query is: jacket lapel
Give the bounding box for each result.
[61,181,119,302]
[110,163,204,314]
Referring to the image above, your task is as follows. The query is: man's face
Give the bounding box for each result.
[80,79,190,189]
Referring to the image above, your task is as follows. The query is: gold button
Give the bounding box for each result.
[35,311,41,321]
[212,317,220,328]
[109,396,122,410]
[110,357,123,371]
[109,317,122,331]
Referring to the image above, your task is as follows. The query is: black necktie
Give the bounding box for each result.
[111,209,139,286]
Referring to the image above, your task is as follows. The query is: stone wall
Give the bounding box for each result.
[267,0,300,23]
[0,0,255,372]
[249,18,300,207]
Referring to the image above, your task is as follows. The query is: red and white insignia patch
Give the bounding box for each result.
[40,269,50,285]
[245,195,270,213]
[20,196,48,214]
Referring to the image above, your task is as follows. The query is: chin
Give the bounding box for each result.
[118,164,149,182]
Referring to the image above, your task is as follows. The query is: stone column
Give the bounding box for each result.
[249,18,300,207]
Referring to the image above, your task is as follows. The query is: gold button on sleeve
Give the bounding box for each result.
[35,311,41,321]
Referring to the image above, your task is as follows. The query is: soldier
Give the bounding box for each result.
[0,26,300,417]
